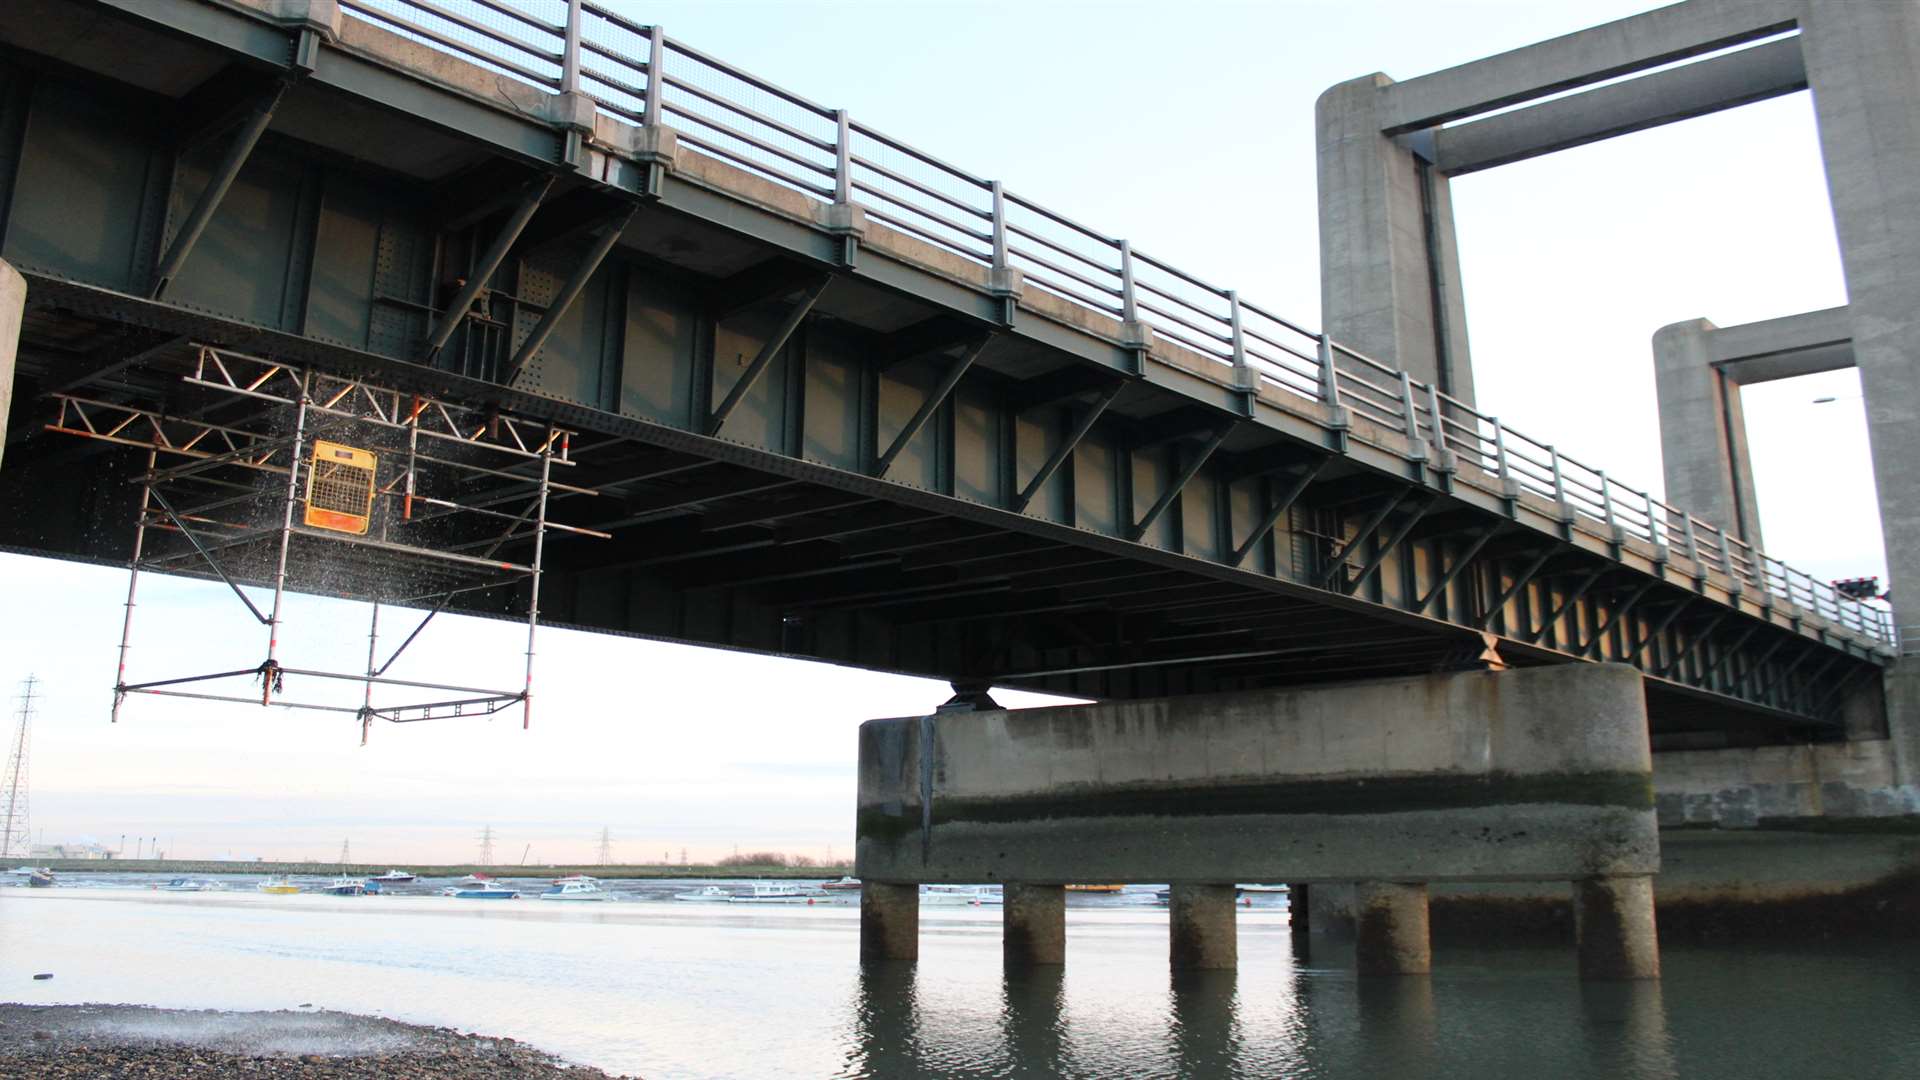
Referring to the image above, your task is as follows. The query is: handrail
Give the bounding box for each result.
[338,0,1898,652]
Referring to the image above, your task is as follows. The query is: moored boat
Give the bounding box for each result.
[8,865,50,877]
[371,869,416,883]
[672,885,732,903]
[157,878,221,892]
[921,884,1003,906]
[820,876,861,891]
[442,880,518,900]
[727,881,816,904]
[257,875,299,895]
[540,877,615,902]
[322,876,368,896]
[1064,884,1124,893]
[26,870,55,888]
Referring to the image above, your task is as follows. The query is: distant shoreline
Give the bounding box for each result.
[18,859,849,880]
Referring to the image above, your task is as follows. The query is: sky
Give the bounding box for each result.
[0,0,1883,864]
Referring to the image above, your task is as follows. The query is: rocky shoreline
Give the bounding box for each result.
[0,1004,634,1078]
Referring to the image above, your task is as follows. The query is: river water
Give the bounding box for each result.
[2,878,1917,1078]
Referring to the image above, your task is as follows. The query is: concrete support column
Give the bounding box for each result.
[1354,881,1430,975]
[860,881,919,963]
[1002,883,1066,967]
[0,260,24,472]
[1317,76,1476,406]
[1168,884,1237,970]
[1801,2,1920,783]
[1572,876,1660,980]
[1652,318,1763,549]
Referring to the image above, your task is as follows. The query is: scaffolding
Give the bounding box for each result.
[47,344,607,743]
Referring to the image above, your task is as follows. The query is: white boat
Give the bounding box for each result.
[820,876,862,891]
[539,878,615,902]
[157,878,221,892]
[8,865,49,877]
[1236,883,1290,893]
[441,881,518,900]
[370,869,415,883]
[322,876,368,896]
[672,885,733,903]
[727,881,816,904]
[920,884,1003,907]
[453,873,497,888]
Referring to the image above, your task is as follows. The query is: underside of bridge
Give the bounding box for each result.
[0,0,1892,749]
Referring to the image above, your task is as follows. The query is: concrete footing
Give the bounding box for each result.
[1355,881,1431,975]
[860,881,919,963]
[1169,884,1238,969]
[1573,876,1661,980]
[1003,883,1066,967]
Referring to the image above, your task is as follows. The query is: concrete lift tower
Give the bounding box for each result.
[1318,0,1920,811]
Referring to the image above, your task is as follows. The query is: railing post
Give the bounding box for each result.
[1683,515,1702,570]
[834,108,851,205]
[1717,527,1739,586]
[561,0,583,94]
[1227,289,1247,370]
[990,180,1008,269]
[1598,470,1619,532]
[1398,370,1418,438]
[1491,417,1510,480]
[643,24,665,128]
[1119,239,1139,324]
[1548,445,1567,504]
[1317,333,1340,407]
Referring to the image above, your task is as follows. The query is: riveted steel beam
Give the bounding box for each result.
[1231,458,1330,568]
[1344,493,1439,595]
[150,81,288,300]
[503,204,640,387]
[423,175,556,363]
[708,276,831,435]
[872,333,992,479]
[1012,379,1126,513]
[1129,421,1234,541]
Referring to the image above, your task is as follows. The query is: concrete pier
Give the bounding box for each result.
[1354,882,1431,975]
[859,881,919,964]
[1573,876,1661,980]
[855,664,1657,976]
[1003,884,1066,967]
[1168,884,1238,970]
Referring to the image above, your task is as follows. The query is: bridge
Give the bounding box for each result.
[0,0,1915,980]
[0,0,1892,745]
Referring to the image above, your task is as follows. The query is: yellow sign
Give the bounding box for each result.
[304,440,377,535]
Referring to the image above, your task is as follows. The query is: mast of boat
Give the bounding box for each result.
[0,675,36,860]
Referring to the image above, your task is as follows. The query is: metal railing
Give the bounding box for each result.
[333,0,1898,649]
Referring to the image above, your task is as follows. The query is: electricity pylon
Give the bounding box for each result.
[0,676,38,860]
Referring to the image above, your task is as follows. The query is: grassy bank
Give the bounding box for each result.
[28,859,850,880]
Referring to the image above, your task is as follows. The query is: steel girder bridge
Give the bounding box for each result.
[0,0,1894,749]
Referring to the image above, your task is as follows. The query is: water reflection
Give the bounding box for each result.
[999,966,1066,1077]
[1168,968,1242,1077]
[1580,980,1677,1080]
[845,962,922,1078]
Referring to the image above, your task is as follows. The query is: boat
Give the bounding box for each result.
[727,881,816,904]
[1236,883,1290,893]
[820,876,862,891]
[8,865,49,877]
[441,881,518,900]
[257,875,299,895]
[26,870,55,888]
[453,873,496,888]
[672,885,733,903]
[157,878,221,892]
[550,873,598,885]
[1064,884,1124,893]
[920,884,1003,906]
[322,876,368,896]
[370,869,415,883]
[540,878,616,902]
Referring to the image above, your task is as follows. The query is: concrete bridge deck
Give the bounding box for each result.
[0,0,1893,746]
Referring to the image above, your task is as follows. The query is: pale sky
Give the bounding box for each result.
[0,0,1881,863]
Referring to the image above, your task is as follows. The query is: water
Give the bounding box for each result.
[3,879,1919,1078]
